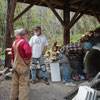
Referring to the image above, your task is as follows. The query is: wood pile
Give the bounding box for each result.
[80,31,94,42]
[0,67,13,81]
[0,58,13,81]
[45,42,62,63]
[80,27,100,43]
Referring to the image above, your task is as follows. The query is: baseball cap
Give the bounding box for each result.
[34,26,41,30]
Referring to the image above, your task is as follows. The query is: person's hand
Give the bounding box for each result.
[24,58,31,65]
[42,46,47,55]
[8,52,12,55]
[6,48,11,51]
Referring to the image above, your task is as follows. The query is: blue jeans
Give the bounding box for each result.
[62,63,71,82]
[58,53,71,82]
[31,55,48,80]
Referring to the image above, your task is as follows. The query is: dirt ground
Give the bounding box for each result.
[0,80,76,100]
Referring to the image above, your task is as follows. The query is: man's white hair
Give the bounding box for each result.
[14,29,22,35]
[19,28,29,36]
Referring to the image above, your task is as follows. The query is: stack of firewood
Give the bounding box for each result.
[80,27,100,43]
[80,31,94,42]
[45,42,62,63]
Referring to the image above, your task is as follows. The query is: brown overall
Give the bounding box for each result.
[10,39,30,100]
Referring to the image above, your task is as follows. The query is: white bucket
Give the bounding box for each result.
[50,63,61,82]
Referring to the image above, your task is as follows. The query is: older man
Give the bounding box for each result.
[14,29,21,39]
[7,29,21,55]
[10,29,32,100]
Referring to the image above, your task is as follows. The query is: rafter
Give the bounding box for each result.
[44,0,65,27]
[50,0,65,5]
[70,0,81,4]
[13,0,38,22]
[70,13,83,28]
[65,0,91,30]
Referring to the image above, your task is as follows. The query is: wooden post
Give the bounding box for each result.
[5,0,16,68]
[63,1,70,45]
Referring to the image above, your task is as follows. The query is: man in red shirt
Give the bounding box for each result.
[10,28,32,100]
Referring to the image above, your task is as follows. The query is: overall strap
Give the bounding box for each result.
[16,39,24,49]
[13,41,16,47]
[13,39,24,56]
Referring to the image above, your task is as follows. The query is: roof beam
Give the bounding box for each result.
[13,1,39,22]
[70,0,81,4]
[65,0,91,29]
[70,13,83,28]
[44,0,65,27]
[69,0,89,25]
[50,0,65,5]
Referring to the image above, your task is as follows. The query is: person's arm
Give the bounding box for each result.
[23,41,32,65]
[42,36,48,55]
[24,58,31,65]
[59,46,66,54]
[11,44,14,62]
[42,46,47,55]
[29,37,33,48]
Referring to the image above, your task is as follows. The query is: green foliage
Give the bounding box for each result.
[0,55,5,60]
[46,47,51,53]
[71,34,82,43]
[0,0,7,49]
[0,50,5,60]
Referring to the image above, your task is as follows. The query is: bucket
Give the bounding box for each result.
[50,63,61,82]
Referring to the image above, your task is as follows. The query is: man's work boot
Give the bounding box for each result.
[44,78,49,85]
[16,98,19,100]
[31,80,36,84]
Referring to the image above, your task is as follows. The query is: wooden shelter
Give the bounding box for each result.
[6,0,100,68]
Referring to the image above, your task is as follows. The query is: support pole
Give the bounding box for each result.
[63,1,70,45]
[5,0,16,68]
